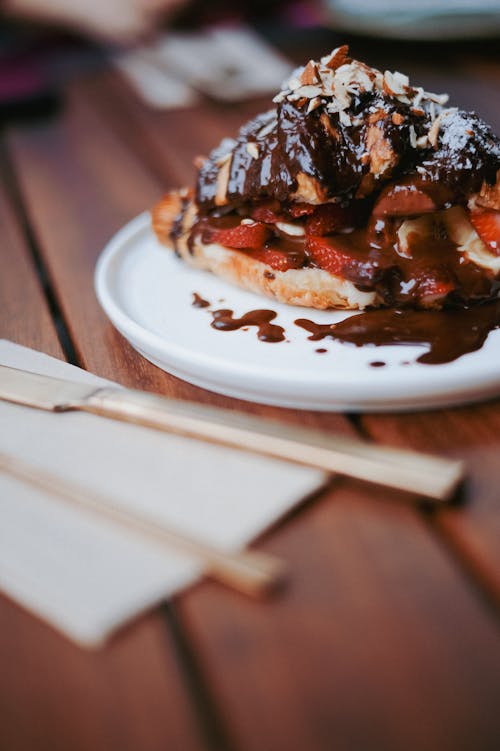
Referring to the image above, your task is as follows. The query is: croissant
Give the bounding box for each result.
[152,46,500,310]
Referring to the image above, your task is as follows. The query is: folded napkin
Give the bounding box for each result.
[0,341,324,647]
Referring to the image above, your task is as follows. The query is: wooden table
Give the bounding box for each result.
[2,30,500,751]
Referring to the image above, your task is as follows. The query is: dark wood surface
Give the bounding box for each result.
[1,30,500,751]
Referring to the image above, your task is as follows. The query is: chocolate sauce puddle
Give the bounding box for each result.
[192,292,210,308]
[295,301,500,364]
[211,309,285,343]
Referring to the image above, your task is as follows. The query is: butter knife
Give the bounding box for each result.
[0,364,464,501]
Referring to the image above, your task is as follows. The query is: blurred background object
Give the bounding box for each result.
[324,0,500,40]
[1,0,499,121]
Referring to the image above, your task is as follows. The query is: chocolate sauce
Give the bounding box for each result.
[296,301,500,364]
[211,309,285,343]
[315,348,328,354]
[370,361,386,367]
[196,94,500,213]
[192,292,210,308]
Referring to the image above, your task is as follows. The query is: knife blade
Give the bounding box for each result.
[0,364,465,501]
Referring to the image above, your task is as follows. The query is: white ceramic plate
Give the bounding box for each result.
[95,213,500,412]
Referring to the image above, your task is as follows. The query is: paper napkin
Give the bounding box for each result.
[0,341,324,647]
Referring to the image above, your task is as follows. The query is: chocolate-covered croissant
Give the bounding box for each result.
[153,46,500,310]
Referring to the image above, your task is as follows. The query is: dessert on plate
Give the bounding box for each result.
[152,46,500,310]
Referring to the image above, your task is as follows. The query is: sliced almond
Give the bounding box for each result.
[295,84,323,99]
[307,96,322,114]
[391,112,404,125]
[246,142,260,159]
[322,45,349,71]
[300,60,320,86]
[366,125,397,177]
[292,172,327,204]
[383,70,409,96]
[215,157,232,206]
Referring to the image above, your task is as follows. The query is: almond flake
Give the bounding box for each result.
[383,70,409,96]
[322,45,349,70]
[425,91,449,106]
[300,61,320,86]
[288,77,302,91]
[307,96,322,114]
[246,142,259,159]
[391,112,404,125]
[409,124,417,148]
[339,110,352,126]
[216,152,232,167]
[295,85,323,99]
[258,121,275,139]
[428,114,443,148]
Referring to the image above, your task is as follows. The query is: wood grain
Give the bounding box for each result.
[0,167,207,751]
[0,168,62,358]
[6,60,500,751]
[180,482,500,751]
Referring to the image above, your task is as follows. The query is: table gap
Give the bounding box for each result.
[162,603,238,751]
[0,139,78,366]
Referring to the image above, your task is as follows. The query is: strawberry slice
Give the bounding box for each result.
[289,203,316,218]
[212,221,272,250]
[250,200,283,224]
[415,275,455,301]
[306,235,378,284]
[305,203,359,236]
[249,246,303,272]
[469,210,500,254]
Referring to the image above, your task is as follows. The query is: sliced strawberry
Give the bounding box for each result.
[212,221,272,250]
[469,210,500,254]
[372,181,437,217]
[250,200,283,224]
[289,203,316,218]
[306,235,378,284]
[305,203,358,236]
[249,246,303,271]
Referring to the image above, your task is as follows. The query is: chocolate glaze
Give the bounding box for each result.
[192,292,210,308]
[196,95,500,212]
[295,301,500,364]
[211,309,285,343]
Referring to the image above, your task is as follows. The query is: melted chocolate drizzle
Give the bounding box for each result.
[211,309,285,343]
[295,301,500,364]
[192,292,210,308]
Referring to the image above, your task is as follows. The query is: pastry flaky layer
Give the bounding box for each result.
[152,46,500,311]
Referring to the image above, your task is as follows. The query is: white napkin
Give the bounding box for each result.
[0,341,324,647]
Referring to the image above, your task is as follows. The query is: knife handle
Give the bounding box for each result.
[80,387,464,502]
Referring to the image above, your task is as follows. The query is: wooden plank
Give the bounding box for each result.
[7,67,500,750]
[0,169,62,358]
[0,596,205,751]
[180,482,500,751]
[0,163,207,751]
